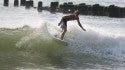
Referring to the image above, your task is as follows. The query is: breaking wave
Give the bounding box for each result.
[0,22,125,69]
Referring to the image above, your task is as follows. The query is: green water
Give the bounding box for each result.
[0,26,68,70]
[0,25,125,70]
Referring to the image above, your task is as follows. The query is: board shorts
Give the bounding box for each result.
[60,19,67,31]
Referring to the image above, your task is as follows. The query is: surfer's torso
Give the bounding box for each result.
[60,14,79,30]
[62,14,79,21]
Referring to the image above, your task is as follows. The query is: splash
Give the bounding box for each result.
[0,22,125,69]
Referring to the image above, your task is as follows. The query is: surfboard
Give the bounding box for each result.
[45,23,68,46]
[53,34,68,46]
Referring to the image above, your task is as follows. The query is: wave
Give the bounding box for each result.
[68,26,125,61]
[46,21,125,61]
[0,22,125,69]
[0,24,67,69]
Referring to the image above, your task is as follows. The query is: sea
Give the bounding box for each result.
[0,0,125,70]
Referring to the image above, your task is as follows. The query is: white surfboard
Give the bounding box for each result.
[46,23,68,46]
[53,34,68,46]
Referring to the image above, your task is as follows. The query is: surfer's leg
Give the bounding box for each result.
[61,28,67,40]
[60,21,67,40]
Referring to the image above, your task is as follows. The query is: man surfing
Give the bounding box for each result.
[58,10,86,40]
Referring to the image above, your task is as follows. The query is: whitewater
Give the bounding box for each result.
[0,0,125,70]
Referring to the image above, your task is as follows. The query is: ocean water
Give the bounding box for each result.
[0,0,125,70]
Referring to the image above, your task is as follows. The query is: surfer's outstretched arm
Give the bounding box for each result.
[77,19,86,31]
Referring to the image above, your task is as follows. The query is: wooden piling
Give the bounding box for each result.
[103,7,108,16]
[61,2,76,13]
[87,5,92,15]
[119,7,123,17]
[67,4,75,13]
[124,7,125,17]
[68,2,73,5]
[2,1,125,18]
[14,0,19,7]
[77,3,88,15]
[61,3,68,13]
[108,5,121,18]
[25,0,34,9]
[92,4,99,16]
[20,0,26,6]
[4,0,9,6]
[37,1,43,12]
[25,1,30,9]
[30,0,34,7]
[50,2,59,12]
[92,4,105,16]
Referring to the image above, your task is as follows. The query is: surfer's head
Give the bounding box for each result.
[74,10,80,16]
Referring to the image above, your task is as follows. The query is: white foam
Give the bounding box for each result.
[64,24,125,61]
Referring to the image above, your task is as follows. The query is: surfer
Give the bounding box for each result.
[58,10,86,40]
